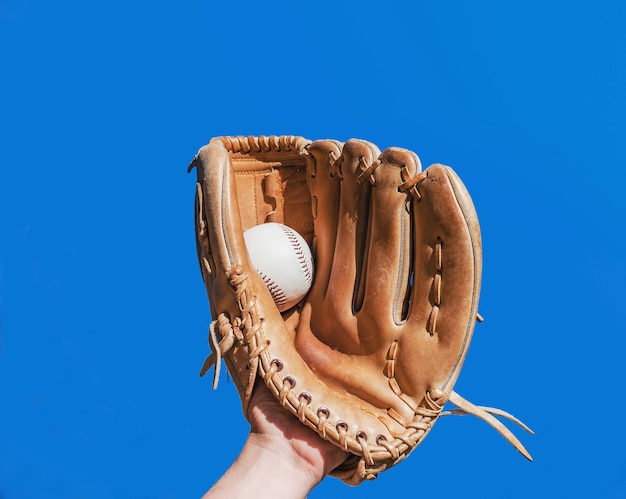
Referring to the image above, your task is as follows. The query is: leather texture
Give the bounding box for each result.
[189,135,533,484]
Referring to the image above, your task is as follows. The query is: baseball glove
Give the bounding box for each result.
[189,135,532,484]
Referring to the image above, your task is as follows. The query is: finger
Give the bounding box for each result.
[357,147,421,339]
[326,140,381,343]
[305,140,343,303]
[194,138,246,280]
[305,139,380,353]
[400,164,482,395]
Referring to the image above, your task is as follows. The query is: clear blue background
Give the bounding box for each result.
[1,1,625,497]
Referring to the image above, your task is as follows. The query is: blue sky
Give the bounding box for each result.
[1,1,625,497]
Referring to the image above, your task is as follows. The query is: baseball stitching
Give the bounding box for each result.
[258,270,287,309]
[279,225,313,287]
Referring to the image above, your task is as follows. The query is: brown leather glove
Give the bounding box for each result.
[189,135,532,485]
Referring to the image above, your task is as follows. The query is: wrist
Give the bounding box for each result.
[246,431,327,496]
[203,431,330,499]
[203,385,349,499]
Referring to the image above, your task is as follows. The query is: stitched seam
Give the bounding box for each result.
[220,135,310,153]
[278,225,313,287]
[257,270,287,309]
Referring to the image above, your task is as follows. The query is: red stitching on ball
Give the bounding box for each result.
[258,270,287,308]
[279,225,313,287]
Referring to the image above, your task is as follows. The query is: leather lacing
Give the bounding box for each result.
[199,315,239,390]
[200,267,532,483]
[357,157,381,185]
[328,150,341,178]
[399,167,428,200]
[188,135,311,172]
[219,135,310,154]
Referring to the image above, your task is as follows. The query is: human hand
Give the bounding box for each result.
[202,382,349,499]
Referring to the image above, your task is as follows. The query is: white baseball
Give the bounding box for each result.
[243,222,314,312]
